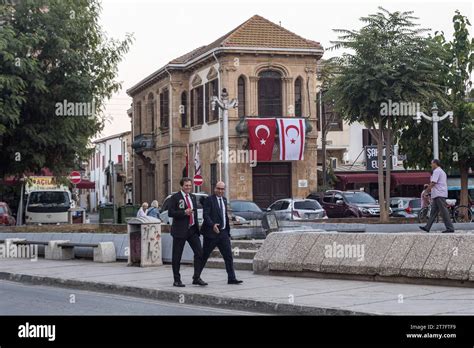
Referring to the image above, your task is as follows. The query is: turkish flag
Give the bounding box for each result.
[277,118,306,160]
[247,118,277,161]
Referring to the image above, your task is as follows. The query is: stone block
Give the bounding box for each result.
[379,234,416,277]
[400,234,438,278]
[93,242,117,263]
[45,240,74,260]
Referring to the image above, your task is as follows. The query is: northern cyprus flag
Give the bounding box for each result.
[277,118,306,161]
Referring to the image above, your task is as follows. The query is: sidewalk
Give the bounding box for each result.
[1,258,474,315]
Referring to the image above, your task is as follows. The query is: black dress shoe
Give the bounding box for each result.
[442,230,454,233]
[419,226,429,232]
[228,279,243,285]
[173,281,185,287]
[192,278,208,286]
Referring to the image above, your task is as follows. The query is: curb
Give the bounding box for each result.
[0,271,370,316]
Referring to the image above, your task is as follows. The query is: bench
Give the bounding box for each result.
[50,241,116,263]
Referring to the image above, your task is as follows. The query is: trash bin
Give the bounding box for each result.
[99,204,116,223]
[68,208,86,224]
[127,216,162,267]
[118,205,140,224]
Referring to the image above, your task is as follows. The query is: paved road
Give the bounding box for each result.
[0,280,258,315]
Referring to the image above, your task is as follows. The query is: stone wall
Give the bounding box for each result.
[253,232,474,285]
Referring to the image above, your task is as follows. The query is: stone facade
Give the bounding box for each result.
[127,15,323,207]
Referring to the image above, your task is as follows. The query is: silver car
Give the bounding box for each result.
[267,198,327,220]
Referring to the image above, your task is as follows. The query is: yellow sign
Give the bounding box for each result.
[27,176,64,191]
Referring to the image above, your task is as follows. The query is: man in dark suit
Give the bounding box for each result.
[168,177,207,287]
[201,181,243,284]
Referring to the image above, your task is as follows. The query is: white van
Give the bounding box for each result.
[25,188,73,225]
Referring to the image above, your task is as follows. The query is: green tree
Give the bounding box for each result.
[326,7,447,221]
[0,0,133,178]
[399,10,473,207]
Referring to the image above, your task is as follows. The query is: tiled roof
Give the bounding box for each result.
[169,14,322,64]
[128,15,322,95]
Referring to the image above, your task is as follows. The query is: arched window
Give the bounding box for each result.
[258,70,282,117]
[160,89,169,129]
[147,93,155,131]
[180,91,187,128]
[295,77,303,117]
[238,76,246,117]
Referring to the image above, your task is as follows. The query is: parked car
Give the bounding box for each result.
[160,193,247,225]
[321,190,391,218]
[230,200,264,221]
[390,197,421,218]
[0,202,16,226]
[267,198,327,220]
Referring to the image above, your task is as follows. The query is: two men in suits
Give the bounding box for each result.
[168,177,207,287]
[201,181,242,284]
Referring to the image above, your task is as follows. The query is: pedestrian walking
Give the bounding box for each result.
[168,177,206,287]
[200,181,242,285]
[419,159,455,233]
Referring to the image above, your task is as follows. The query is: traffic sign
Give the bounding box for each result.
[193,174,203,186]
[69,171,81,184]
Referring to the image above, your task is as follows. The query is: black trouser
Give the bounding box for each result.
[425,196,455,232]
[172,229,203,282]
[202,234,236,281]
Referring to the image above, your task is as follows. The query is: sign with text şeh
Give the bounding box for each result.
[365,146,397,171]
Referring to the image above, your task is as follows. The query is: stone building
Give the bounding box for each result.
[127,15,323,208]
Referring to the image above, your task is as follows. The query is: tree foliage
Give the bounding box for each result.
[0,0,133,178]
[326,7,448,221]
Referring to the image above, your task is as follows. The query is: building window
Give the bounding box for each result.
[210,163,217,193]
[258,70,282,117]
[295,77,302,117]
[160,89,169,129]
[190,90,195,127]
[192,86,204,126]
[180,91,187,128]
[138,168,142,203]
[147,93,155,132]
[238,76,245,117]
[362,129,377,147]
[135,101,142,134]
[205,79,219,122]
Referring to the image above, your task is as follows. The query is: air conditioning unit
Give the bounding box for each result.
[329,157,338,169]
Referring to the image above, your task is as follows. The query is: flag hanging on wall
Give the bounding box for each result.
[194,142,201,176]
[277,118,306,160]
[247,118,277,161]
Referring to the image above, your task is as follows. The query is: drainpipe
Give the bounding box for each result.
[212,51,222,181]
[165,68,173,194]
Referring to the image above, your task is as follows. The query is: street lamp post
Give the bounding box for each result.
[211,88,238,198]
[414,102,453,159]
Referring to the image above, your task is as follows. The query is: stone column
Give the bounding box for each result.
[283,77,294,117]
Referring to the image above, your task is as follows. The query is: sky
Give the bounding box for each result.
[97,0,473,139]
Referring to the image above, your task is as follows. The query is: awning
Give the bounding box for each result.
[391,172,430,186]
[76,180,95,189]
[335,173,379,184]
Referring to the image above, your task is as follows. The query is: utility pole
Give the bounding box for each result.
[211,88,238,198]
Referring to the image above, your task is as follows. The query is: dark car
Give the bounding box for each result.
[390,197,422,218]
[320,190,388,218]
[0,202,16,226]
[229,200,264,221]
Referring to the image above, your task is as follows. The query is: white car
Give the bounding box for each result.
[267,198,328,221]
